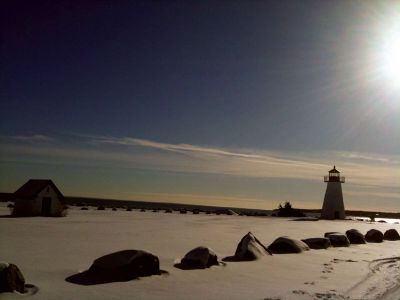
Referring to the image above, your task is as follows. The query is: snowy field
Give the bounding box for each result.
[1,206,400,300]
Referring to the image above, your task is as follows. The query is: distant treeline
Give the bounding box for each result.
[296,208,400,219]
[1,192,399,218]
[63,196,271,216]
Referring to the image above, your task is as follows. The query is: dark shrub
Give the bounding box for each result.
[276,202,305,217]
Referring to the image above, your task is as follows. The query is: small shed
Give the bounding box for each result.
[13,179,65,217]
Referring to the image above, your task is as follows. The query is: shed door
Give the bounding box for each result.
[42,197,51,216]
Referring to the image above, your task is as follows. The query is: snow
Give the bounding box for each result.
[1,206,399,300]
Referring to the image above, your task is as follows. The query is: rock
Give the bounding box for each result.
[301,238,331,249]
[226,210,238,216]
[365,229,383,243]
[346,229,366,244]
[89,250,160,280]
[180,247,219,269]
[0,263,25,293]
[268,236,310,254]
[383,229,400,241]
[234,232,271,260]
[292,217,319,221]
[325,233,350,247]
[0,263,9,273]
[324,231,340,237]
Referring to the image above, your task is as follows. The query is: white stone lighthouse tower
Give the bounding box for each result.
[321,166,346,219]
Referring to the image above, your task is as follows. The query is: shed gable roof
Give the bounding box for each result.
[14,179,64,199]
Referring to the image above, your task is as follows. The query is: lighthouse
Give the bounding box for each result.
[320,166,346,219]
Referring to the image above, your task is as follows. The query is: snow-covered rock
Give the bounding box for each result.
[383,229,400,241]
[346,229,366,244]
[365,229,383,243]
[234,232,271,260]
[268,236,310,254]
[301,238,331,249]
[0,263,25,293]
[180,246,219,269]
[325,232,350,247]
[89,250,160,280]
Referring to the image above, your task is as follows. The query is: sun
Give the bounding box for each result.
[381,27,400,88]
[383,32,400,84]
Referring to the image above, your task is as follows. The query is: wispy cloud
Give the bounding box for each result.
[91,135,264,158]
[1,133,399,193]
[9,134,53,143]
[346,189,400,199]
[337,151,399,164]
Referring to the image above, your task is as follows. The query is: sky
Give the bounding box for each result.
[1,0,399,211]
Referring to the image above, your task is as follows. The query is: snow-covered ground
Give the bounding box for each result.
[1,206,399,300]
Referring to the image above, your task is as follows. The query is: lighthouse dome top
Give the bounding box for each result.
[324,166,345,183]
[329,165,340,173]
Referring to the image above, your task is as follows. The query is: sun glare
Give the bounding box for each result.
[382,33,400,84]
[380,21,400,89]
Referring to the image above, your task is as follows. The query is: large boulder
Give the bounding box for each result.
[180,247,219,269]
[0,262,25,293]
[234,232,271,260]
[89,250,160,281]
[325,232,350,247]
[268,236,310,254]
[346,229,366,244]
[365,229,384,243]
[383,229,400,241]
[301,238,331,249]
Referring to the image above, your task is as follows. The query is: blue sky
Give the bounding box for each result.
[1,1,399,211]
